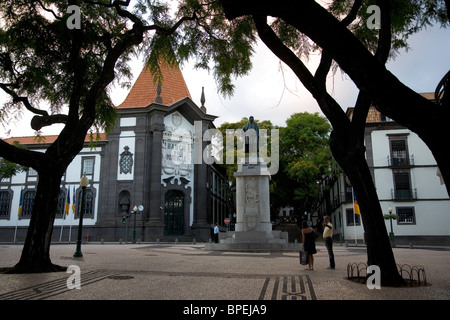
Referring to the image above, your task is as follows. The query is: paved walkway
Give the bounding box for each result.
[0,243,448,303]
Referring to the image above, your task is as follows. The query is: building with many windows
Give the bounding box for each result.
[316,96,450,246]
[0,62,231,243]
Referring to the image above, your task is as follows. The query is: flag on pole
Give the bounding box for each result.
[17,188,23,217]
[64,187,70,215]
[353,190,361,215]
[72,186,76,213]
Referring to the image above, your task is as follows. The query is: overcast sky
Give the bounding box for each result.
[180,24,449,128]
[118,23,450,128]
[1,23,449,138]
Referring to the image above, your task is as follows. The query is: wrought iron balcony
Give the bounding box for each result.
[387,154,414,167]
[391,188,417,200]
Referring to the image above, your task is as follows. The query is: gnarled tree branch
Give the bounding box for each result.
[0,83,49,117]
[31,114,68,131]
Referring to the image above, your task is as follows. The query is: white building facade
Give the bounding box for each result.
[316,101,450,246]
[0,136,104,242]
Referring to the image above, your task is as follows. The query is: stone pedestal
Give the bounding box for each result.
[205,158,299,251]
[234,158,272,235]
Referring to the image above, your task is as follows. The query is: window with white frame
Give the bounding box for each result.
[396,207,416,225]
[346,208,361,226]
[81,157,95,176]
[389,136,409,166]
[393,170,412,199]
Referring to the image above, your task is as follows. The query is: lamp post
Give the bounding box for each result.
[131,205,137,244]
[131,205,143,244]
[384,205,397,248]
[74,174,89,257]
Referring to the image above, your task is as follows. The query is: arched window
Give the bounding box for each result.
[0,191,11,218]
[22,190,35,218]
[76,188,95,217]
[55,189,66,218]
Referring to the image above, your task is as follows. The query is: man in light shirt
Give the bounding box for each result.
[323,216,335,269]
[214,223,219,243]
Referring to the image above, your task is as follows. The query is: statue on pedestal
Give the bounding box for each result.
[205,115,292,250]
[242,116,259,157]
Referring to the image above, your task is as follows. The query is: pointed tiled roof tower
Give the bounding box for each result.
[117,60,192,108]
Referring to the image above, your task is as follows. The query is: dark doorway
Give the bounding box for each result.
[164,190,184,235]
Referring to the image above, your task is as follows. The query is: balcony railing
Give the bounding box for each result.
[387,155,414,167]
[391,188,417,200]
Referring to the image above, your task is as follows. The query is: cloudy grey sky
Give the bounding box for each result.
[180,24,449,128]
[112,23,449,129]
[1,23,449,138]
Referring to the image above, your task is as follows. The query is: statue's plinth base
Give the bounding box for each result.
[233,158,271,234]
[204,230,301,251]
[204,157,300,251]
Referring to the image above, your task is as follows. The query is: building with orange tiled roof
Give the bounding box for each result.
[117,61,192,108]
[2,133,107,146]
[0,62,230,242]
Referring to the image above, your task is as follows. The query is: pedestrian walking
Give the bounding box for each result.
[323,216,335,269]
[214,223,219,243]
[301,220,317,270]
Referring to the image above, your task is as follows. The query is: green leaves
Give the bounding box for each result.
[329,0,449,56]
[0,141,27,179]
[3,0,444,142]
[276,112,335,212]
[217,113,335,216]
[0,0,128,128]
[173,1,257,97]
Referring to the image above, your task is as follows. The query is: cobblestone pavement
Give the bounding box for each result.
[0,242,448,315]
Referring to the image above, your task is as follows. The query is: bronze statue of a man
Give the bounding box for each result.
[242,116,259,155]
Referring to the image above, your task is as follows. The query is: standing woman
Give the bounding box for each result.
[301,220,317,270]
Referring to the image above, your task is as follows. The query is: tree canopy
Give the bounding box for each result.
[0,141,26,180]
[217,113,335,221]
[273,112,335,220]
[0,0,258,141]
[3,1,446,140]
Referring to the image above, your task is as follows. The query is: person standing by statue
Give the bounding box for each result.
[242,116,260,157]
[323,216,335,269]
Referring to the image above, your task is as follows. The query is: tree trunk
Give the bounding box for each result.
[250,12,405,285]
[5,125,89,273]
[7,165,66,273]
[330,129,405,286]
[0,2,150,273]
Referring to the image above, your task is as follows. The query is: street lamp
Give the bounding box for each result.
[74,174,89,257]
[131,205,143,244]
[384,205,397,248]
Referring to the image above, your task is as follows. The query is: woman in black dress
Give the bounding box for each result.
[301,220,317,270]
